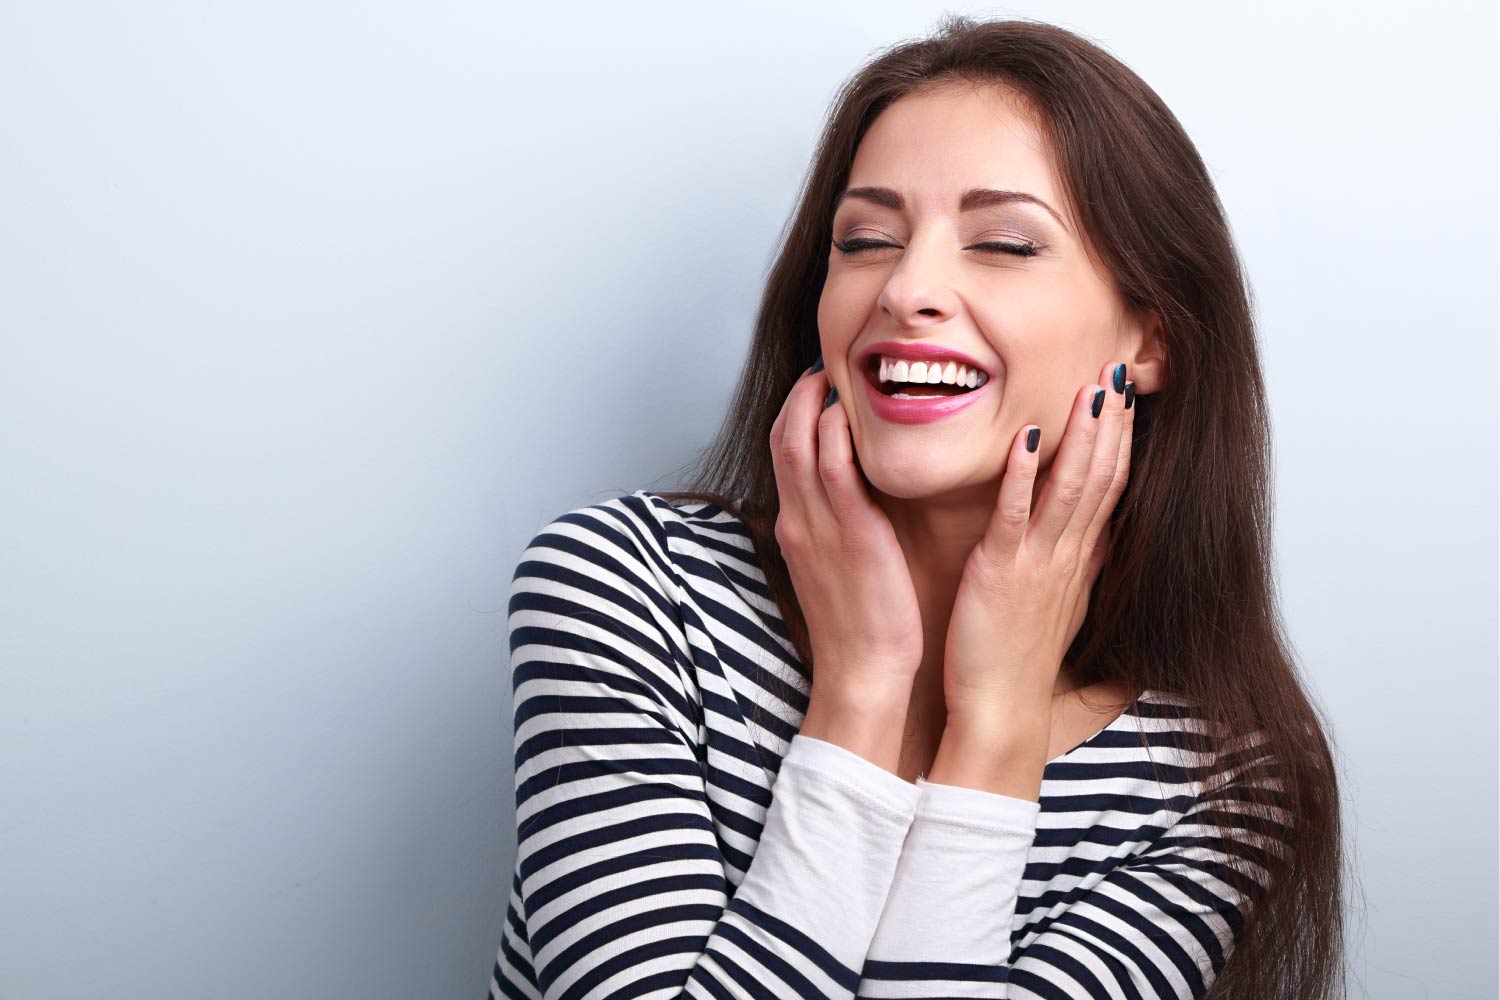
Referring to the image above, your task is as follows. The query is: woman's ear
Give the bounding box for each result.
[1124,309,1167,394]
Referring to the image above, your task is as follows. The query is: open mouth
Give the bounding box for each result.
[863,354,990,398]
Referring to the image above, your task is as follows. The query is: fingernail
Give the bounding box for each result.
[1091,388,1105,418]
[1112,363,1127,394]
[824,386,838,408]
[1026,426,1040,453]
[809,355,825,374]
[1124,382,1136,409]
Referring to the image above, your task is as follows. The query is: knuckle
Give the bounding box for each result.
[819,467,857,517]
[778,439,807,468]
[1091,456,1116,489]
[773,517,805,552]
[1054,476,1086,508]
[999,498,1030,529]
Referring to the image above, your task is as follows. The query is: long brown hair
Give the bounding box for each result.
[652,15,1350,998]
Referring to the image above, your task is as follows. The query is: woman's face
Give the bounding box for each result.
[817,82,1161,500]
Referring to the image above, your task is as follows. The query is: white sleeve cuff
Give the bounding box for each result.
[865,774,1041,964]
[727,733,921,977]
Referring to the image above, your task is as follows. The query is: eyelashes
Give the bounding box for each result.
[830,237,1044,258]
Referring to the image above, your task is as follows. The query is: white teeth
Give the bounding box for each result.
[876,354,988,390]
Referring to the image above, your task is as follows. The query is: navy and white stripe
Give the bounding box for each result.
[487,491,1288,999]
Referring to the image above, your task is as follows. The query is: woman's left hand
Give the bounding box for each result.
[942,360,1136,730]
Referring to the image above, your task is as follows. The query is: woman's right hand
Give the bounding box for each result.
[768,357,924,706]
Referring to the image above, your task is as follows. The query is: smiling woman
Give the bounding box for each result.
[486,14,1345,1000]
[817,82,1165,507]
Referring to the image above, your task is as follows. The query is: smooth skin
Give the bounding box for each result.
[771,81,1164,800]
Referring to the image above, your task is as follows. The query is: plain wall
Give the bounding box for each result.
[1,2,1495,997]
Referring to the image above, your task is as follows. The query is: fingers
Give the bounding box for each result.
[977,422,1043,560]
[1074,362,1130,556]
[1024,382,1104,554]
[1080,369,1136,559]
[769,359,835,539]
[816,386,874,521]
[1027,361,1131,559]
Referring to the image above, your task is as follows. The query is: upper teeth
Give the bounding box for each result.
[878,356,988,389]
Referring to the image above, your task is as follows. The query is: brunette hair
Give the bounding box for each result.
[653,15,1351,998]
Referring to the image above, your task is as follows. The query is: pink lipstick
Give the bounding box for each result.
[857,340,996,426]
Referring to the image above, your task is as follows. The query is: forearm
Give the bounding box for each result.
[926,691,1053,801]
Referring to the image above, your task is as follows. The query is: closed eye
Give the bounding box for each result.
[831,238,1042,257]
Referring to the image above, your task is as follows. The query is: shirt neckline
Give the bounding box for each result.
[1045,687,1153,766]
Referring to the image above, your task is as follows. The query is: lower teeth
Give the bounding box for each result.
[890,390,970,399]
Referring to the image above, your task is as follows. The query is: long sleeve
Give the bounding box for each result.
[857,739,1289,999]
[857,778,1041,998]
[506,508,922,1000]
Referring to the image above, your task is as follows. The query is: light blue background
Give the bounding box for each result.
[2,2,1495,998]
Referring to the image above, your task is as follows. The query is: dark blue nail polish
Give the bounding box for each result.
[1124,382,1135,409]
[824,386,838,408]
[1091,388,1105,418]
[1026,426,1040,452]
[809,355,825,374]
[1112,363,1126,394]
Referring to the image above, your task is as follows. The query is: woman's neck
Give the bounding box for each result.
[871,472,1079,701]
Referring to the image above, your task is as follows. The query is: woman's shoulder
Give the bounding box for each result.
[1126,688,1281,792]
[522,488,751,540]
[512,488,770,603]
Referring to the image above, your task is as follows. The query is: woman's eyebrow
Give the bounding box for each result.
[834,186,1068,231]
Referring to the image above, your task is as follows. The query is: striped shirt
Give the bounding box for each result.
[486,490,1285,1000]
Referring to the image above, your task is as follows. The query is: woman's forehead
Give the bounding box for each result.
[844,87,1065,219]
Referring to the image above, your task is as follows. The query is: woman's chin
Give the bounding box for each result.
[855,450,996,500]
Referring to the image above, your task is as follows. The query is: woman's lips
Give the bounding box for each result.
[860,362,994,425]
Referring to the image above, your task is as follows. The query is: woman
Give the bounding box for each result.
[487,16,1344,1000]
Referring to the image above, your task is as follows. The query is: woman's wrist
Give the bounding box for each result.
[800,681,912,776]
[927,706,1051,801]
